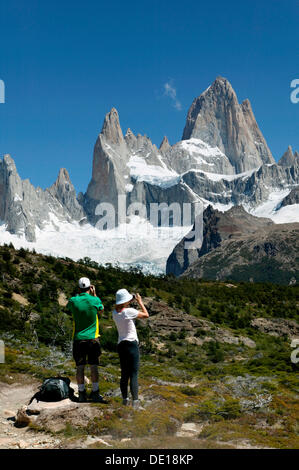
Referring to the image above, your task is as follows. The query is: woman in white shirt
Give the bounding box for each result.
[112,289,149,408]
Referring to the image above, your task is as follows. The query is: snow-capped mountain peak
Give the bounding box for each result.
[1,77,298,274]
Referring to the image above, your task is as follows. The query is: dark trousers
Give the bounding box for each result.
[117,340,140,401]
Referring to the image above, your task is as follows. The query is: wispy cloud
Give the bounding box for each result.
[163,81,182,111]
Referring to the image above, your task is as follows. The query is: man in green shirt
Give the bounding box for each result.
[67,277,108,403]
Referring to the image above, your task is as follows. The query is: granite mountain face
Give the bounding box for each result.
[278,146,299,168]
[83,76,298,230]
[0,155,84,242]
[280,187,299,207]
[166,205,275,277]
[182,77,275,172]
[166,205,299,283]
[0,76,298,276]
[182,221,299,284]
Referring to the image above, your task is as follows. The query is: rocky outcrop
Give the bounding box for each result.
[180,223,299,284]
[280,187,299,207]
[250,318,299,339]
[165,138,235,175]
[0,155,84,242]
[278,146,299,167]
[15,407,31,428]
[142,298,255,347]
[159,136,171,153]
[182,77,275,173]
[48,168,85,221]
[166,205,273,276]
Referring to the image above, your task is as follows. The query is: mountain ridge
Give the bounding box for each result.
[0,76,298,275]
[166,204,299,284]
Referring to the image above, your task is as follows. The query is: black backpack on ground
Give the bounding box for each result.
[28,377,75,404]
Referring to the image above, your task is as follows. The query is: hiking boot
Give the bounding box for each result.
[90,391,109,404]
[78,390,88,403]
[122,398,130,406]
[132,399,144,410]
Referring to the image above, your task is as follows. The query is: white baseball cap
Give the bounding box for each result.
[78,277,91,289]
[115,288,133,305]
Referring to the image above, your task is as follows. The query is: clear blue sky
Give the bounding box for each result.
[0,0,298,193]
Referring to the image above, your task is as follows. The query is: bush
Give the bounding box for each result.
[35,307,72,348]
[181,386,201,396]
[183,300,190,314]
[192,398,241,421]
[168,332,177,341]
[0,308,23,330]
[18,248,28,259]
[195,328,206,337]
[178,328,187,339]
[2,251,11,262]
[217,398,241,419]
[206,341,225,363]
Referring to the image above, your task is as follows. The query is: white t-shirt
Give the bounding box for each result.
[112,307,139,344]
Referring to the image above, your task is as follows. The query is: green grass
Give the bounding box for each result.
[0,244,298,448]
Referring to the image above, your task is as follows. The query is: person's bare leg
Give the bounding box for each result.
[90,364,99,392]
[76,365,85,387]
[76,365,86,401]
[76,366,85,392]
[89,365,108,403]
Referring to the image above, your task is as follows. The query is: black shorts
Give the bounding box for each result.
[73,338,101,366]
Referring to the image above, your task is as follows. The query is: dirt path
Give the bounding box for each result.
[0,379,273,450]
[0,380,62,449]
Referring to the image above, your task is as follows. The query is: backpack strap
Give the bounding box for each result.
[28,391,41,405]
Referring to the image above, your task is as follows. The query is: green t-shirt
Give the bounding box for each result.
[67,293,104,340]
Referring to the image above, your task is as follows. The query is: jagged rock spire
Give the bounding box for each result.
[49,168,72,196]
[53,168,71,187]
[159,136,171,152]
[182,76,274,173]
[101,107,124,144]
[125,128,134,138]
[0,155,84,242]
[48,168,84,221]
[124,128,137,147]
[278,146,296,167]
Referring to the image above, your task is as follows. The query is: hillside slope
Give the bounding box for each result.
[167,205,299,284]
[0,245,298,449]
[181,223,299,284]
